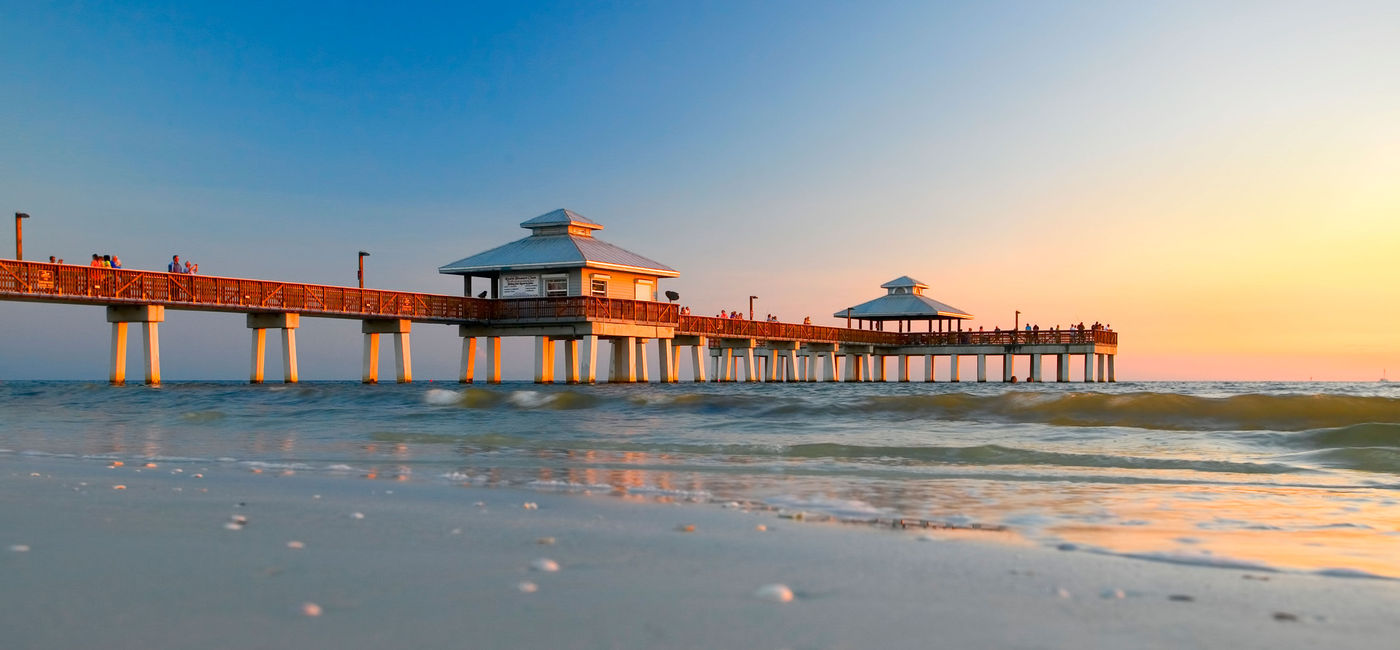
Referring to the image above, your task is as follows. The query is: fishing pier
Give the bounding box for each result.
[0,210,1117,385]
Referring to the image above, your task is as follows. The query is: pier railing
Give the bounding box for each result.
[676,316,902,345]
[491,296,678,325]
[0,259,1116,347]
[0,260,492,322]
[903,329,1118,346]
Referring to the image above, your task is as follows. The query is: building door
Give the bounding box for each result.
[634,280,654,302]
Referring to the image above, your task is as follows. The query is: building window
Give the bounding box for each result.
[635,279,654,302]
[544,274,568,297]
[591,278,607,296]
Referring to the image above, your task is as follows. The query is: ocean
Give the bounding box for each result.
[3,380,1397,578]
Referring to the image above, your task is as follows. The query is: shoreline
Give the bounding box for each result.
[4,453,1398,649]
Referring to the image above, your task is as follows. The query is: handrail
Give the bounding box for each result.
[0,260,491,322]
[0,259,1117,347]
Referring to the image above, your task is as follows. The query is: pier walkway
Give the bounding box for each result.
[0,259,1117,385]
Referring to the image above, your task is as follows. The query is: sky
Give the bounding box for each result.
[1,0,1397,381]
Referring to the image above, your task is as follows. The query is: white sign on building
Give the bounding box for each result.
[500,273,541,298]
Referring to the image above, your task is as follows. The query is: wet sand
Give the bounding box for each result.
[3,454,1397,649]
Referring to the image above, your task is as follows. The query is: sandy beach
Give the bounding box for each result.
[3,454,1396,650]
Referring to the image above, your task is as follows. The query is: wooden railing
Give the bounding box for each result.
[675,316,902,345]
[0,259,1117,347]
[0,260,491,322]
[903,328,1118,346]
[491,296,678,325]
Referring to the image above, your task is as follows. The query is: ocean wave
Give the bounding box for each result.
[420,388,1400,431]
[783,443,1299,474]
[846,392,1400,431]
[424,388,599,410]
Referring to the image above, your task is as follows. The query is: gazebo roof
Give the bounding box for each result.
[519,208,603,231]
[833,276,972,320]
[879,275,927,290]
[438,209,678,277]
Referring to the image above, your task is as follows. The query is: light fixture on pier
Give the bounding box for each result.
[749,295,757,320]
[14,212,30,261]
[357,250,370,288]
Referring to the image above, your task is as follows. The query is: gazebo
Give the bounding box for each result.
[833,276,973,332]
[438,209,678,300]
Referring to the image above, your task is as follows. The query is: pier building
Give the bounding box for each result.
[0,208,1117,385]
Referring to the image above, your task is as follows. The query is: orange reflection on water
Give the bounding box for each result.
[1045,483,1400,578]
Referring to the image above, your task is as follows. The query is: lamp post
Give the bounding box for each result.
[1014,310,1020,331]
[357,251,370,288]
[15,212,30,260]
[749,295,757,320]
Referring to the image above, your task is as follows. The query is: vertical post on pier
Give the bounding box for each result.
[925,355,935,382]
[949,355,960,382]
[783,349,798,382]
[719,348,733,382]
[142,322,161,385]
[362,333,380,383]
[687,336,708,382]
[1107,355,1116,382]
[977,354,987,382]
[897,356,910,382]
[825,350,839,382]
[580,335,598,383]
[107,306,163,386]
[109,322,128,385]
[1003,354,1014,383]
[844,352,859,382]
[363,319,411,383]
[1096,354,1106,383]
[564,339,581,384]
[249,328,266,384]
[1030,354,1042,383]
[1057,353,1069,382]
[282,326,299,384]
[394,332,411,383]
[657,339,676,383]
[802,350,815,382]
[1083,353,1094,382]
[635,339,650,382]
[872,355,886,382]
[483,337,501,383]
[248,314,300,384]
[741,348,757,382]
[611,337,636,383]
[534,336,554,384]
[459,336,478,383]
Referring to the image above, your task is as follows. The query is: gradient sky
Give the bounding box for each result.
[2,0,1396,381]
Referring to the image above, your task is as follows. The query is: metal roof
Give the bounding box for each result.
[439,209,678,277]
[833,293,973,320]
[880,275,928,289]
[520,208,602,230]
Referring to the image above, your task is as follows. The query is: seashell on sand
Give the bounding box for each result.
[754,584,795,603]
[530,558,560,572]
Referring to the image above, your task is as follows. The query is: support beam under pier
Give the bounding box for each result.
[107,305,163,386]
[247,313,300,384]
[363,319,412,383]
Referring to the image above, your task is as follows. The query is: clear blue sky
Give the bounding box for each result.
[2,1,1397,380]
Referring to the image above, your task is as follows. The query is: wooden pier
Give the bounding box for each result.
[0,258,1117,385]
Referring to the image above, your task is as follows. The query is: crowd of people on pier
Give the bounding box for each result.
[63,253,124,268]
[43,253,200,274]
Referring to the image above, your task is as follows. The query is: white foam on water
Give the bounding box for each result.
[507,391,554,408]
[424,389,462,406]
[764,495,890,520]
